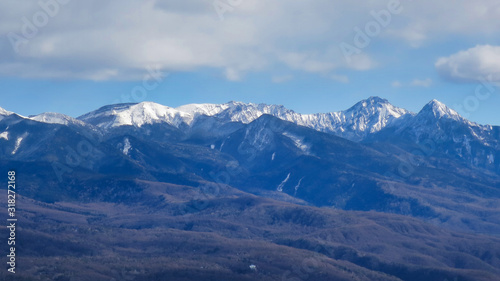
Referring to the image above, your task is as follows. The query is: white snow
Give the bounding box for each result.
[176,103,229,117]
[75,98,500,150]
[77,98,412,142]
[293,177,304,196]
[79,102,195,129]
[12,134,26,155]
[277,173,291,192]
[420,99,463,122]
[283,132,310,153]
[394,99,499,152]
[219,139,226,151]
[0,107,15,121]
[0,131,8,141]
[243,126,273,151]
[113,102,193,128]
[30,112,85,126]
[0,107,12,116]
[122,138,132,155]
[216,98,412,141]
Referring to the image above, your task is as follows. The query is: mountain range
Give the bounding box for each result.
[2,96,498,173]
[1,97,500,280]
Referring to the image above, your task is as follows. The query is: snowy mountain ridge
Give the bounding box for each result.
[76,97,418,141]
[0,106,83,126]
[29,112,87,126]
[2,97,496,145]
[77,102,193,129]
[1,97,499,173]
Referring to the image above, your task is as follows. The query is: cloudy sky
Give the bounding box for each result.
[1,0,500,124]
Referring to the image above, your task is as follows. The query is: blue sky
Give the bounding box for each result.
[1,0,500,125]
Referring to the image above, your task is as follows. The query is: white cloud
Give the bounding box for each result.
[1,1,500,81]
[386,23,427,48]
[279,52,337,74]
[384,1,500,47]
[436,45,500,83]
[344,53,376,71]
[391,81,402,88]
[411,78,432,87]
[331,74,349,83]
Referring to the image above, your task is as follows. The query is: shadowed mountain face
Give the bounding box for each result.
[1,97,500,280]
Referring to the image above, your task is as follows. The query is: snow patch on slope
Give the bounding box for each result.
[277,173,291,192]
[0,131,9,140]
[294,177,304,196]
[243,126,273,151]
[122,138,132,155]
[283,132,310,153]
[12,133,27,155]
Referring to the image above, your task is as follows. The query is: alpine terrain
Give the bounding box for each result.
[1,97,500,281]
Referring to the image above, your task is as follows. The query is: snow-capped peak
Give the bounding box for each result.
[355,96,390,107]
[418,99,463,121]
[0,106,13,121]
[323,96,414,140]
[345,96,411,120]
[30,112,86,126]
[78,102,195,129]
